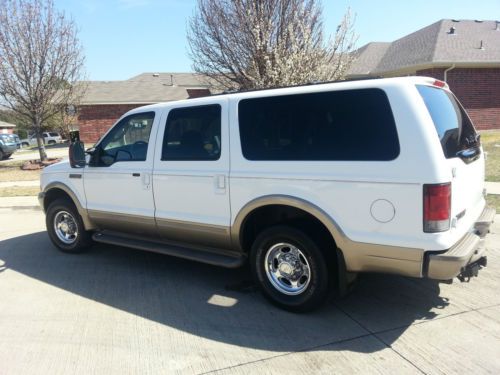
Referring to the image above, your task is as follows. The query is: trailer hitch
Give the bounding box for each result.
[457,257,487,282]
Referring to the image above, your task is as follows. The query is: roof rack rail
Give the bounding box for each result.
[208,76,384,97]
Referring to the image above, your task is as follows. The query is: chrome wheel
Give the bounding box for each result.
[53,210,78,244]
[264,242,311,295]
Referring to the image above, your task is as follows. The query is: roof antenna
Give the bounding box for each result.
[170,74,175,86]
[448,26,456,35]
[479,40,484,50]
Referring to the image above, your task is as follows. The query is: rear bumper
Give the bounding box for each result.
[425,206,495,280]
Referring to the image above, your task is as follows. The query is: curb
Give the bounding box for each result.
[0,206,41,212]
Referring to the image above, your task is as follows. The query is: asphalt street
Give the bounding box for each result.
[0,209,499,374]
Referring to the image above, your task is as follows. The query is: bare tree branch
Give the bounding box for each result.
[0,0,85,160]
[188,0,357,91]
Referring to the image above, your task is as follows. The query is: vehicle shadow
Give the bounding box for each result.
[0,231,452,353]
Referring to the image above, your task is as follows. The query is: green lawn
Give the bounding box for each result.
[0,160,41,182]
[482,131,500,182]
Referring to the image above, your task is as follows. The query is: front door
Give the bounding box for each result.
[84,111,159,236]
[152,100,232,249]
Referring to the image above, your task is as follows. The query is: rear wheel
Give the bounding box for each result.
[46,198,92,253]
[21,142,29,147]
[250,225,331,312]
[48,140,56,145]
[0,149,4,159]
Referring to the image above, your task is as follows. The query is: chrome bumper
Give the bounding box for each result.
[425,206,495,281]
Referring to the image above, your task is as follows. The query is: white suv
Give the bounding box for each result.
[39,77,495,311]
[21,132,63,147]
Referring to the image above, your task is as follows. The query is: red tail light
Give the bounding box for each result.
[423,183,451,232]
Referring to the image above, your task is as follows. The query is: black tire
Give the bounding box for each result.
[0,149,4,160]
[4,153,12,159]
[46,198,92,253]
[48,140,56,145]
[21,142,29,147]
[250,225,331,312]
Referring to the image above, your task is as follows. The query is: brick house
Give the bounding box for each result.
[78,73,213,144]
[0,120,16,134]
[347,19,500,130]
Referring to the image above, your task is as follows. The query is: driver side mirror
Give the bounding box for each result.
[69,141,86,168]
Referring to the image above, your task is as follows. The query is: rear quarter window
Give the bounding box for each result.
[238,88,399,161]
[416,85,479,159]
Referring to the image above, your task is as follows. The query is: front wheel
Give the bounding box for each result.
[250,226,331,312]
[46,198,92,253]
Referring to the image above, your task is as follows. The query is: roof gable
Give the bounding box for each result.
[348,19,500,77]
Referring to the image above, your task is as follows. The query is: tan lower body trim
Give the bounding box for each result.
[87,210,232,250]
[341,241,424,278]
[88,210,158,237]
[156,217,232,249]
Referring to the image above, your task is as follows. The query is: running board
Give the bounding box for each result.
[92,232,245,268]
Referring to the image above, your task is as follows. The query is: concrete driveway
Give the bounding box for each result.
[0,209,499,374]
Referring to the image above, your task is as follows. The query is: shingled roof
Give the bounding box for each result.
[348,19,500,77]
[0,120,16,128]
[80,73,213,105]
[348,42,391,76]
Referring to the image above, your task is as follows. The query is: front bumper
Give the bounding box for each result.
[425,206,496,281]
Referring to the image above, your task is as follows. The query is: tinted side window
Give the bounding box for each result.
[162,104,221,161]
[92,112,155,166]
[238,89,399,161]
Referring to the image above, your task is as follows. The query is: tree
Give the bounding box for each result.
[0,0,85,160]
[188,0,357,91]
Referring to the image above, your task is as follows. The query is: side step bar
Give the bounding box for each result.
[92,232,246,269]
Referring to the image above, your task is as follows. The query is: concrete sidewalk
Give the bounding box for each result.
[486,181,500,195]
[0,180,39,188]
[0,196,40,210]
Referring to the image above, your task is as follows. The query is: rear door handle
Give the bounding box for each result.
[132,173,140,177]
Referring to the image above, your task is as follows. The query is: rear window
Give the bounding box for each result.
[238,88,399,161]
[417,85,479,159]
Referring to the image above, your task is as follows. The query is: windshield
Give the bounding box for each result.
[417,85,479,159]
[0,134,15,143]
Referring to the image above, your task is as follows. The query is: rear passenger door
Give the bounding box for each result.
[153,100,231,249]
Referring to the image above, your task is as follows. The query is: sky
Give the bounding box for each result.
[53,0,500,81]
